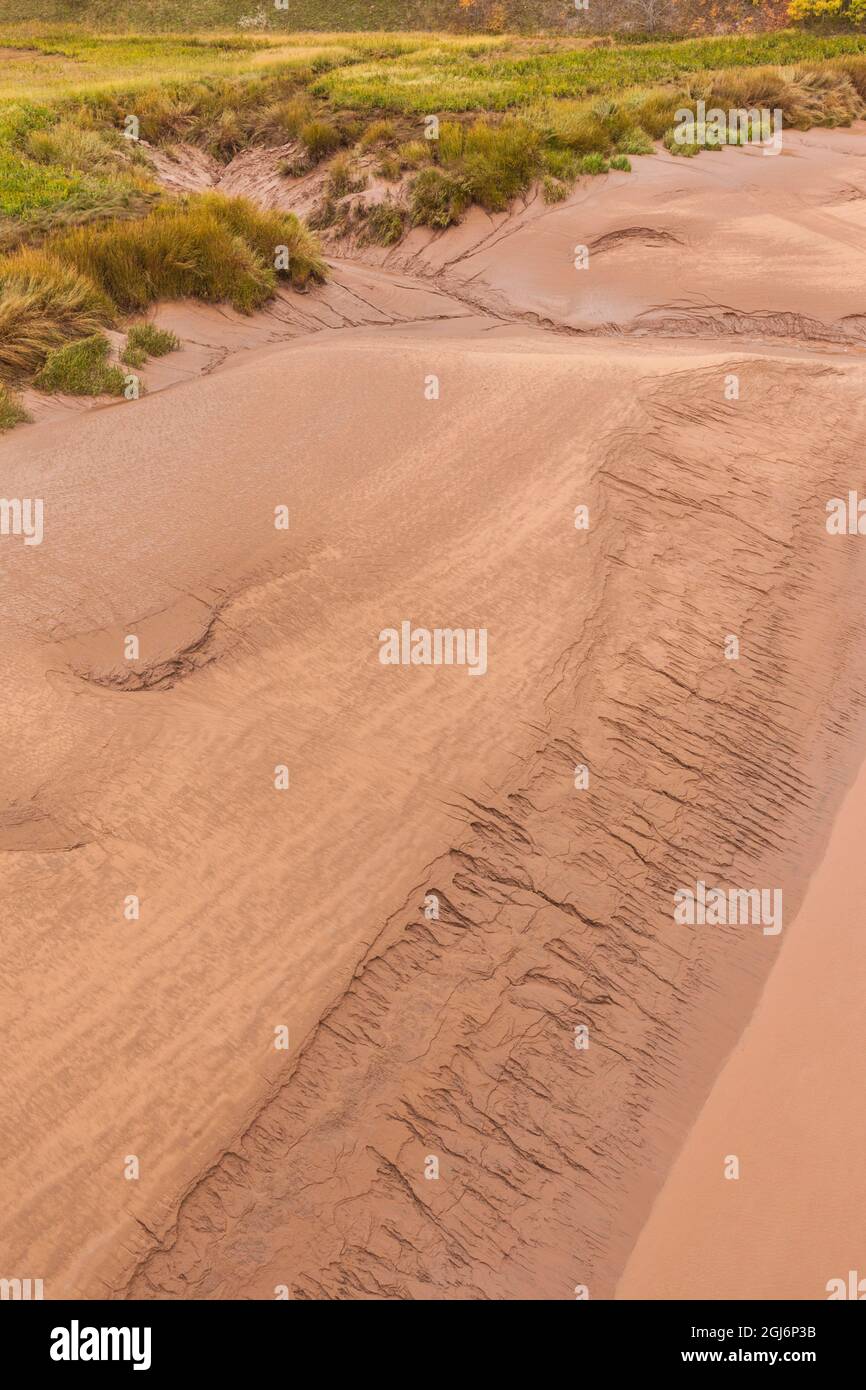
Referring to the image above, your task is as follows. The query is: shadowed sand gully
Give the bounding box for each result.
[3,134,866,1302]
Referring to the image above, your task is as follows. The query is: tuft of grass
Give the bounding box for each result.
[122,320,179,365]
[609,154,632,172]
[193,191,327,288]
[51,192,326,309]
[541,145,578,182]
[0,381,30,431]
[531,103,613,156]
[395,138,428,167]
[579,152,609,175]
[24,120,136,175]
[542,174,568,204]
[698,63,863,131]
[326,153,366,197]
[835,55,866,102]
[624,89,686,140]
[376,138,428,179]
[359,118,396,147]
[53,207,275,313]
[376,154,401,180]
[363,199,405,245]
[0,248,113,378]
[0,191,326,388]
[191,105,246,159]
[308,194,338,229]
[34,332,126,396]
[410,166,471,229]
[456,119,539,212]
[663,126,726,157]
[615,126,654,156]
[300,118,343,163]
[128,322,180,355]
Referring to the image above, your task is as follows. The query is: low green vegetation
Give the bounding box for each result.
[312,31,866,113]
[34,331,126,394]
[0,30,383,105]
[121,320,179,366]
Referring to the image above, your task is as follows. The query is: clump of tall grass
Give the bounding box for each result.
[410,167,471,230]
[301,119,343,163]
[53,193,325,311]
[0,249,113,378]
[834,56,866,102]
[193,193,327,289]
[624,90,686,140]
[540,146,578,183]
[0,193,325,388]
[396,139,428,168]
[542,175,569,204]
[615,126,655,157]
[662,126,728,157]
[359,119,397,148]
[533,95,667,158]
[697,64,864,130]
[454,120,540,213]
[248,96,313,144]
[362,200,406,246]
[535,103,615,155]
[280,118,345,176]
[326,155,366,198]
[53,206,276,313]
[376,139,429,181]
[189,106,247,160]
[307,195,339,231]
[34,333,126,396]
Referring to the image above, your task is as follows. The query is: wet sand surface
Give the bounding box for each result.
[2,132,866,1300]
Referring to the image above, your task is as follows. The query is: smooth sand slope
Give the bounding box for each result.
[2,132,866,1300]
[617,757,866,1301]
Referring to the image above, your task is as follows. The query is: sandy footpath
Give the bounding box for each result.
[2,132,866,1300]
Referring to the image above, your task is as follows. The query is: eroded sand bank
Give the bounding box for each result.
[3,132,866,1300]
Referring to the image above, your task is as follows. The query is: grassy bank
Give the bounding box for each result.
[0,192,325,422]
[3,22,866,428]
